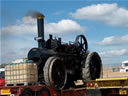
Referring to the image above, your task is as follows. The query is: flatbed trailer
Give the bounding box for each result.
[0,84,87,96]
[0,77,128,96]
[86,77,128,96]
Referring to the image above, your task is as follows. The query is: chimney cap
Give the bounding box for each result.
[37,15,45,19]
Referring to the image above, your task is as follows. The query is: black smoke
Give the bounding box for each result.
[25,10,44,18]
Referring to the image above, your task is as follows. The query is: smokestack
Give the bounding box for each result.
[37,15,45,48]
[25,11,45,48]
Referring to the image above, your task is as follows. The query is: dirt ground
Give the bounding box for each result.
[103,67,128,78]
[103,71,128,78]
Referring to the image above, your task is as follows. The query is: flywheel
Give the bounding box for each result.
[43,56,67,89]
[74,35,88,57]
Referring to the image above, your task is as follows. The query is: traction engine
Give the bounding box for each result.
[27,14,102,89]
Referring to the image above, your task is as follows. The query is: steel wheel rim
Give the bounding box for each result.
[49,57,67,89]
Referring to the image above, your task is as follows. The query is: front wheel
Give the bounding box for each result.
[82,52,102,81]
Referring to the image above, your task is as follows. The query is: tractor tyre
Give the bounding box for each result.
[82,52,102,81]
[43,56,67,89]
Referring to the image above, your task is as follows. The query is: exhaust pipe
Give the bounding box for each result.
[35,15,45,48]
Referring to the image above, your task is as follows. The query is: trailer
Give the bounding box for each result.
[0,62,87,96]
[0,83,88,96]
[0,77,128,96]
[86,77,128,96]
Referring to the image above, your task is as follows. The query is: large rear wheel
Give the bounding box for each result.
[82,52,102,81]
[43,56,67,89]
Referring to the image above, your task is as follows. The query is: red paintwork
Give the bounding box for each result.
[41,92,47,96]
[0,70,5,87]
[0,84,88,96]
[0,79,5,87]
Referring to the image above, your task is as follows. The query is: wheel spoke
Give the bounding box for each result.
[81,37,82,44]
[75,35,88,57]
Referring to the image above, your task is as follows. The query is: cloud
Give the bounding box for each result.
[1,16,37,37]
[45,19,85,34]
[100,49,128,57]
[22,16,37,24]
[97,35,128,46]
[96,35,128,66]
[70,3,128,27]
[1,16,85,36]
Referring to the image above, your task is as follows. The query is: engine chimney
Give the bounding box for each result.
[36,15,45,48]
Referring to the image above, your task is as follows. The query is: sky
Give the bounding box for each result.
[1,0,128,66]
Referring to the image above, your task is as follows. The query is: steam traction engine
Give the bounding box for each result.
[28,14,102,89]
